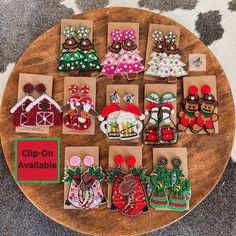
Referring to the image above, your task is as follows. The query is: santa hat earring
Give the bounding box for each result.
[98,91,121,122]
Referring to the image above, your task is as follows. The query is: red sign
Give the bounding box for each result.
[15,138,60,183]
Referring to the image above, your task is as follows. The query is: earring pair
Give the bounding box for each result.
[158,157,181,168]
[114,154,136,168]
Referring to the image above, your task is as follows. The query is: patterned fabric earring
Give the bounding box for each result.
[10,83,35,127]
[168,158,191,212]
[25,83,62,127]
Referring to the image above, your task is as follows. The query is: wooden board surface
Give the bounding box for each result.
[0,7,235,235]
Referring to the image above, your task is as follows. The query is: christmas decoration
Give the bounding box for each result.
[11,83,62,127]
[108,155,148,216]
[145,31,166,78]
[168,159,191,212]
[116,93,145,140]
[156,32,188,83]
[178,86,199,132]
[62,84,98,131]
[100,29,123,81]
[58,24,102,75]
[143,92,178,145]
[99,91,121,139]
[192,85,219,134]
[10,83,35,127]
[64,155,106,210]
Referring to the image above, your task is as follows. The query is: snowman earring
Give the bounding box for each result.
[99,91,121,139]
[10,83,35,127]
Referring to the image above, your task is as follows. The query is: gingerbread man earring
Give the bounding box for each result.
[192,85,219,134]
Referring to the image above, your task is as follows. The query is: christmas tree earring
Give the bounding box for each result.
[143,92,160,145]
[158,92,178,144]
[64,155,83,208]
[178,86,199,133]
[100,28,123,82]
[58,25,82,74]
[117,93,145,140]
[75,24,102,74]
[99,91,121,139]
[145,31,166,79]
[63,84,98,131]
[148,157,172,209]
[115,29,145,80]
[168,158,191,212]
[192,85,219,134]
[25,83,62,127]
[10,83,35,127]
[78,155,106,210]
[156,32,188,83]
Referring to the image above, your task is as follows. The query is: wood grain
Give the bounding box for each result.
[0,7,235,235]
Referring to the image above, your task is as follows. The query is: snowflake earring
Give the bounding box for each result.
[24,83,62,127]
[192,85,219,134]
[145,31,166,79]
[178,86,199,133]
[156,32,188,83]
[101,28,123,82]
[10,83,35,127]
[116,93,145,140]
[99,91,121,139]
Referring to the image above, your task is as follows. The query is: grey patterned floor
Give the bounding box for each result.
[0,0,236,235]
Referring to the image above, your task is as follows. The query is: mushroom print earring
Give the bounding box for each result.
[100,29,123,82]
[116,93,145,140]
[148,157,172,209]
[99,91,121,139]
[156,32,187,83]
[143,92,160,145]
[25,83,62,127]
[168,158,191,212]
[10,83,35,127]
[192,85,219,134]
[115,29,145,80]
[145,31,165,79]
[62,84,98,131]
[178,86,199,133]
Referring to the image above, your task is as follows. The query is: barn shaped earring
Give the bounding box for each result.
[10,83,35,127]
[192,85,219,134]
[24,83,62,127]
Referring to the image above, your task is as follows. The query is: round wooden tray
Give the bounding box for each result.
[0,7,235,235]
